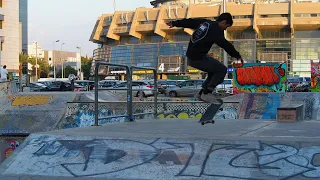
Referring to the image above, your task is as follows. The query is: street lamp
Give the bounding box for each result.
[76,46,82,80]
[53,40,60,80]
[35,41,38,81]
[61,43,65,78]
[222,0,228,78]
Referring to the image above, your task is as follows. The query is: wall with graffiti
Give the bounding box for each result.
[311,60,320,92]
[61,101,240,128]
[238,92,320,121]
[0,93,75,135]
[0,137,26,163]
[233,63,287,94]
[5,134,320,179]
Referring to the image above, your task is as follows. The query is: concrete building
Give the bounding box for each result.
[44,50,81,77]
[90,0,320,79]
[0,0,20,73]
[28,42,44,58]
[19,0,28,54]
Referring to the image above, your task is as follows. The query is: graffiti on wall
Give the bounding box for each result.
[6,135,320,179]
[11,95,55,106]
[239,93,280,120]
[63,102,240,129]
[0,138,24,163]
[238,92,320,121]
[311,60,320,92]
[233,63,287,94]
[63,103,127,129]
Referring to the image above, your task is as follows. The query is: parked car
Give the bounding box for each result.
[37,81,53,87]
[287,78,310,92]
[113,80,155,97]
[215,79,233,95]
[29,82,48,92]
[76,80,95,91]
[165,79,205,97]
[99,80,122,88]
[45,81,85,92]
[157,80,180,94]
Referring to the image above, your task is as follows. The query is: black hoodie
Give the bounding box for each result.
[172,18,242,60]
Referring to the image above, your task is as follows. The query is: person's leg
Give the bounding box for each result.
[189,56,227,104]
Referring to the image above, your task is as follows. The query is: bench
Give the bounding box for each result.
[277,104,304,123]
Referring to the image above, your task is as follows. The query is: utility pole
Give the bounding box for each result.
[35,41,38,81]
[61,43,65,78]
[76,46,82,80]
[222,0,228,78]
[53,40,59,80]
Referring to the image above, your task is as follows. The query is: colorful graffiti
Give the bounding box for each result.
[311,60,320,92]
[11,95,55,106]
[239,93,280,120]
[62,102,240,129]
[233,63,287,94]
[0,138,25,163]
[6,135,320,179]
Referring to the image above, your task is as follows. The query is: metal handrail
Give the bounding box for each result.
[130,66,158,119]
[94,62,131,126]
[94,62,158,126]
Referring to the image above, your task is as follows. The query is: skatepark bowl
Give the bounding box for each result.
[2,81,320,179]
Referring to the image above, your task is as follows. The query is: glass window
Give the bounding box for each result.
[256,40,291,64]
[229,29,256,40]
[294,30,320,38]
[223,80,232,84]
[165,32,190,42]
[260,28,291,39]
[231,40,255,63]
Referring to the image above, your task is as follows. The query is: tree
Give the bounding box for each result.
[19,53,29,64]
[19,53,29,75]
[81,56,93,80]
[56,65,78,78]
[38,59,50,78]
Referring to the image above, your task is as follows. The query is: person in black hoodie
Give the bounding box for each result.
[166,13,243,104]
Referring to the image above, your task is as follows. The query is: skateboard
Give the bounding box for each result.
[198,99,224,125]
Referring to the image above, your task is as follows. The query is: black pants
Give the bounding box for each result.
[188,55,227,93]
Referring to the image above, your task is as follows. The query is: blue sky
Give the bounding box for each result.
[28,0,152,57]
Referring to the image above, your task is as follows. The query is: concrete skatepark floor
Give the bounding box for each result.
[2,119,320,180]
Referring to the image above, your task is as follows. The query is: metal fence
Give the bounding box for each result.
[94,62,158,126]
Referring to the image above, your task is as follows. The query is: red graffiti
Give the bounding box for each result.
[235,66,281,86]
[4,140,20,158]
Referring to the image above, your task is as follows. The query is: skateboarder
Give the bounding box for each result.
[166,13,243,104]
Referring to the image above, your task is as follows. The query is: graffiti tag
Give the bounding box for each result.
[233,63,287,94]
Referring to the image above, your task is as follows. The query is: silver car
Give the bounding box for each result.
[165,79,205,97]
[113,80,155,98]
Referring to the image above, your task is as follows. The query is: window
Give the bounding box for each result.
[0,20,3,29]
[0,0,3,8]
[260,29,291,39]
[223,80,232,85]
[1,42,3,51]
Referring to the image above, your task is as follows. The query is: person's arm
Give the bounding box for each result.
[166,18,207,29]
[215,36,243,62]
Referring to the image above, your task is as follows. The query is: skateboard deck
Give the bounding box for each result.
[199,99,224,125]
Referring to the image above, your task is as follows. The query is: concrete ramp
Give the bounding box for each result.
[2,118,320,179]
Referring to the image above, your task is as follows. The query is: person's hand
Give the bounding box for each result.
[238,58,244,65]
[166,21,174,28]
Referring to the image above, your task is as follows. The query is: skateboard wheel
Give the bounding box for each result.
[201,122,205,125]
[211,121,215,124]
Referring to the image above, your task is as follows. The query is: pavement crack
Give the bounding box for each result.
[239,121,276,137]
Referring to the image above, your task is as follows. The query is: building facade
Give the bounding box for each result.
[90,0,320,79]
[44,50,81,77]
[28,42,44,58]
[0,0,20,73]
[19,0,28,54]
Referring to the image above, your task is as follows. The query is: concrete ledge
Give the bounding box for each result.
[277,104,304,123]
